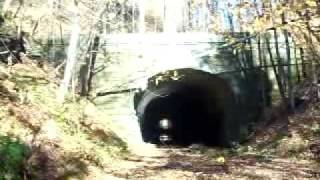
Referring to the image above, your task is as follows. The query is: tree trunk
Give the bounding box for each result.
[294,44,301,83]
[187,0,192,30]
[257,34,266,107]
[227,12,234,33]
[79,1,108,96]
[132,1,135,33]
[282,13,294,110]
[86,36,100,95]
[48,0,56,61]
[246,32,254,68]
[58,3,80,102]
[138,0,145,33]
[300,48,307,79]
[257,35,263,68]
[201,0,207,32]
[265,34,286,101]
[312,61,318,84]
[283,28,294,110]
[273,28,286,93]
[59,23,64,46]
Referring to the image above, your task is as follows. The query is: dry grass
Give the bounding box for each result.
[0,62,128,179]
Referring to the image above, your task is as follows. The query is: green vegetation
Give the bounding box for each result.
[0,135,28,180]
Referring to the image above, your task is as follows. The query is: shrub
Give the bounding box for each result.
[0,135,28,180]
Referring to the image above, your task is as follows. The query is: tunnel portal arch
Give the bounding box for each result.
[134,68,247,147]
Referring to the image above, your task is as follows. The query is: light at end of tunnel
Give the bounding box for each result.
[159,118,172,130]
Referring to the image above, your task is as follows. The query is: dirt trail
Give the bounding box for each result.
[92,105,320,180]
[93,144,318,180]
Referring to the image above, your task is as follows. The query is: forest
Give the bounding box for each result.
[0,0,320,179]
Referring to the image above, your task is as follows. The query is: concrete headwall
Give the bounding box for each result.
[91,33,289,147]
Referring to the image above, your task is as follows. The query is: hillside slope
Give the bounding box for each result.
[0,61,127,179]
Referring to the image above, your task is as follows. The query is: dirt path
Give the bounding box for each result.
[91,144,318,180]
[89,106,320,180]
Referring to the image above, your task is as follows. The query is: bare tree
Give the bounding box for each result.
[138,0,145,33]
[280,11,295,110]
[265,33,286,101]
[58,0,80,102]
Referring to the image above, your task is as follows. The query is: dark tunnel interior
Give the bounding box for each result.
[134,68,271,147]
[141,86,223,146]
[133,68,237,147]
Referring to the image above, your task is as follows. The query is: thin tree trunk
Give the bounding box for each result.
[201,0,207,32]
[227,10,244,73]
[240,45,248,69]
[132,1,135,33]
[60,23,64,45]
[265,34,286,101]
[187,0,192,30]
[13,0,24,18]
[282,12,295,110]
[87,35,100,94]
[138,0,145,33]
[79,1,107,96]
[58,3,80,102]
[300,48,307,79]
[239,33,249,78]
[49,0,56,61]
[121,2,126,32]
[79,35,93,96]
[246,32,254,68]
[106,2,111,33]
[227,12,234,33]
[51,33,56,61]
[262,34,271,106]
[102,13,107,57]
[312,61,318,84]
[257,34,266,107]
[283,27,294,110]
[273,28,286,93]
[257,34,263,68]
[294,43,301,83]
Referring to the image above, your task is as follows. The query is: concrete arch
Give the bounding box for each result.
[134,68,242,147]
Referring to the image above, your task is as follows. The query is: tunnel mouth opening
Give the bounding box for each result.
[139,84,224,147]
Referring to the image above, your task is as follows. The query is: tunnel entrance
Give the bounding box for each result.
[134,68,242,147]
[141,86,223,146]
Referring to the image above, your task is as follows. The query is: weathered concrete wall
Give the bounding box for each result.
[92,33,236,147]
[91,33,292,147]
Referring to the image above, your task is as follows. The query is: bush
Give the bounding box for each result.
[0,135,28,180]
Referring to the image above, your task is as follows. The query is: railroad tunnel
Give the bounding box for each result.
[133,68,272,147]
[133,68,265,147]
